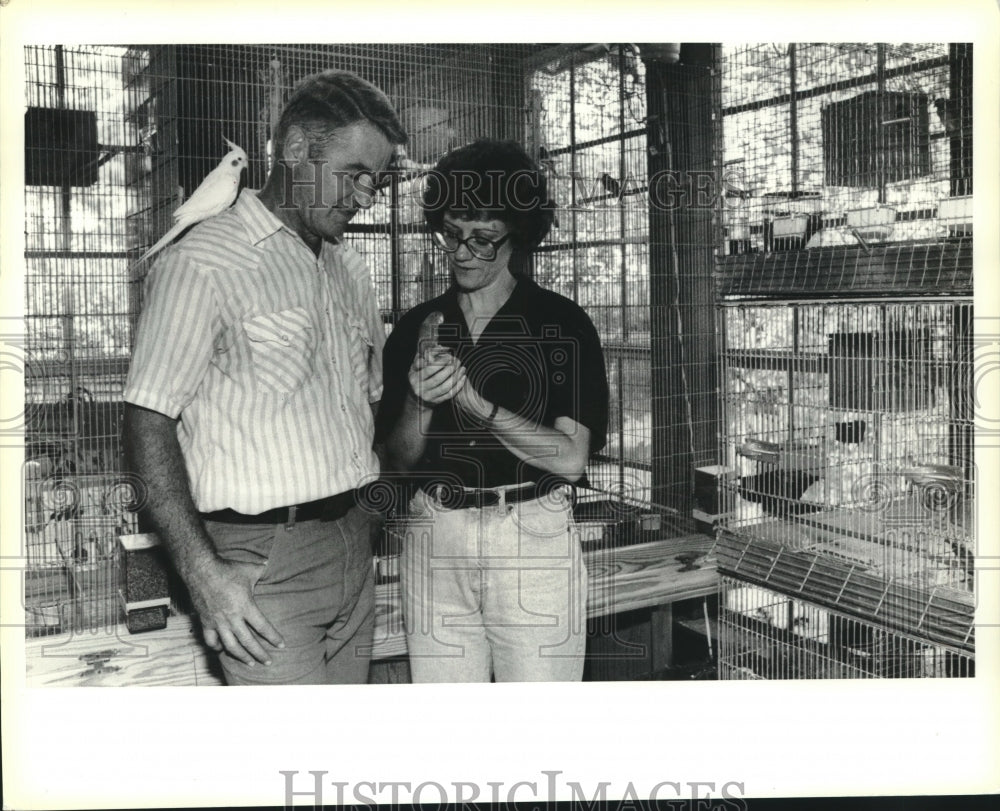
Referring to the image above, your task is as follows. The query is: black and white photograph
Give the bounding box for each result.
[2,1,998,808]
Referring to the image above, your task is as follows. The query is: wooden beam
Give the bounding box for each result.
[645,47,722,514]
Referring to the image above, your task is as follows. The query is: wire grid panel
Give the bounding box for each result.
[23,45,141,635]
[717,576,973,679]
[524,46,720,523]
[718,299,974,595]
[526,46,654,506]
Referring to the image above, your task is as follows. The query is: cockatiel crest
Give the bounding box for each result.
[133,136,248,267]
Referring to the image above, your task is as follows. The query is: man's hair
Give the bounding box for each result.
[274,69,407,159]
[423,139,555,253]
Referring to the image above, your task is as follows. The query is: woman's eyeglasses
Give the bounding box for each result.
[431,230,512,261]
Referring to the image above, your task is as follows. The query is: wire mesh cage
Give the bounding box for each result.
[721,44,970,252]
[21,42,975,675]
[719,299,974,594]
[23,45,140,635]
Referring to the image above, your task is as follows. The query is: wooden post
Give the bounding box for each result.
[643,44,722,515]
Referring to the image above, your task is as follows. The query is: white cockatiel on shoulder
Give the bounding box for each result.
[134,137,248,266]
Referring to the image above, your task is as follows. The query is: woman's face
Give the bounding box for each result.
[440,212,516,294]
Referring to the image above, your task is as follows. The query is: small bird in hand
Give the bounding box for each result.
[417,310,446,360]
[134,137,248,267]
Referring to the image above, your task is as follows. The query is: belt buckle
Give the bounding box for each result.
[553,482,575,507]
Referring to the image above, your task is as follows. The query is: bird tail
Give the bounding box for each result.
[132,220,188,269]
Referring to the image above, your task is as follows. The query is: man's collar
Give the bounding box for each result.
[233,189,287,246]
[237,189,346,256]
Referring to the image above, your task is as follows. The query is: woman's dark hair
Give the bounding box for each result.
[423,139,555,256]
[274,69,407,159]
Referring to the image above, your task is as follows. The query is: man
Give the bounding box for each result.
[123,70,406,685]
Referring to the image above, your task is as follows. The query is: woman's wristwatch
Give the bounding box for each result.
[480,400,500,427]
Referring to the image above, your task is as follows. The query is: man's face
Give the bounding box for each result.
[286,120,395,248]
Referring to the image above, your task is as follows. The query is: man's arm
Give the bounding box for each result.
[124,403,284,665]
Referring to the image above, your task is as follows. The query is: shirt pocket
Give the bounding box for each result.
[243,307,316,394]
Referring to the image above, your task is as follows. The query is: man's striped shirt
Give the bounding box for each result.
[123,189,385,514]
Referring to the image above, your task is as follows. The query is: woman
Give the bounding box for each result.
[376,139,609,682]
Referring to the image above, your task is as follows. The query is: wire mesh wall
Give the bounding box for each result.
[715,43,975,679]
[525,46,655,504]
[26,42,974,663]
[524,44,720,517]
[24,43,711,635]
[23,45,138,635]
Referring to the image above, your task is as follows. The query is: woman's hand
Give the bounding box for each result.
[408,347,466,408]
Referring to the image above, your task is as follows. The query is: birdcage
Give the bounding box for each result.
[719,300,974,590]
[714,43,974,678]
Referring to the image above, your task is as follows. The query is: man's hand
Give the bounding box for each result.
[125,403,287,667]
[187,557,285,666]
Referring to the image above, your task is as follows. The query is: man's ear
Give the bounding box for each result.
[283,125,310,163]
